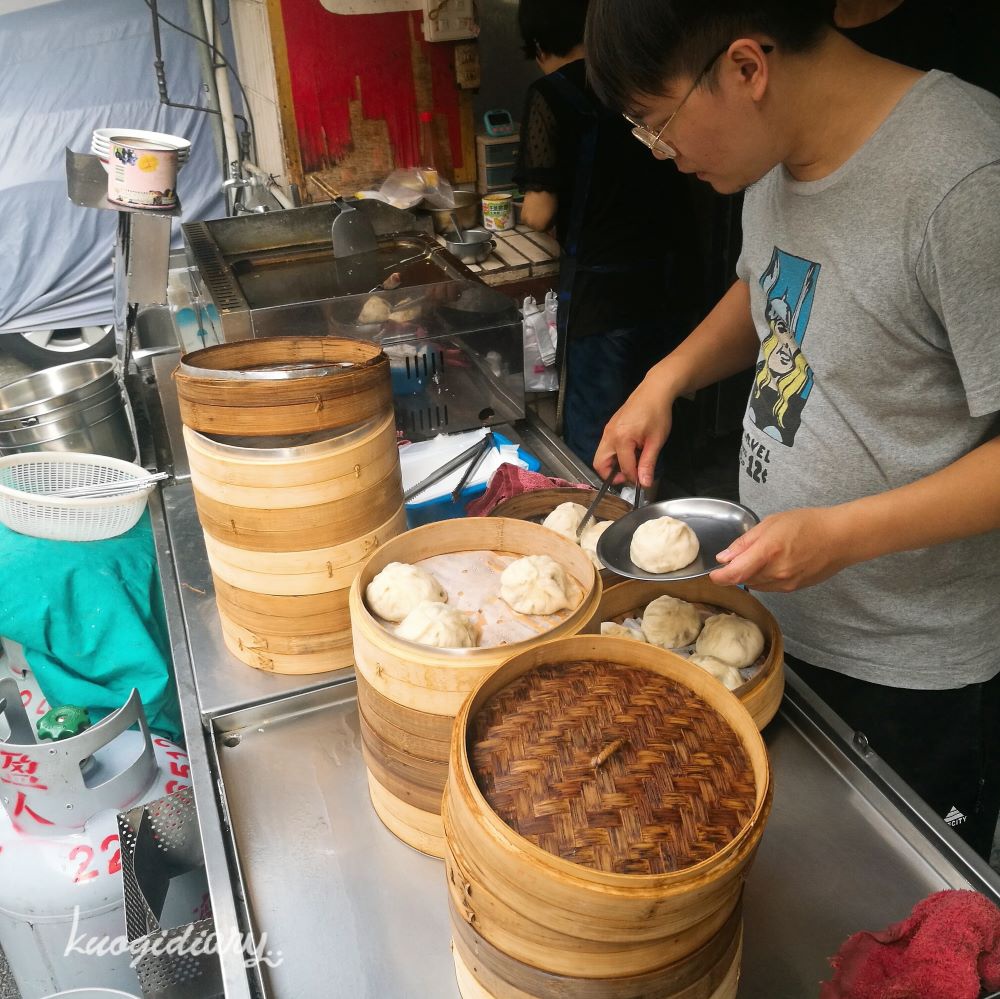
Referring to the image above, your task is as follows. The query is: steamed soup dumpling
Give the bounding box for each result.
[687,654,744,691]
[641,594,703,649]
[396,601,477,648]
[601,621,647,642]
[500,555,572,615]
[358,295,390,324]
[579,520,613,569]
[695,613,765,669]
[542,502,588,541]
[366,562,446,622]
[629,516,699,574]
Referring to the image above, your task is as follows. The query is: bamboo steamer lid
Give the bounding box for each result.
[174,336,392,437]
[442,635,771,979]
[469,659,758,874]
[597,578,785,729]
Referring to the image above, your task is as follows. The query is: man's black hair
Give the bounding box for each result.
[518,0,590,60]
[585,0,835,110]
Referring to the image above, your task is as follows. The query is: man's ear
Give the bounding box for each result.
[726,38,771,101]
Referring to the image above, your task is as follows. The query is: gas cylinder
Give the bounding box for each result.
[0,677,201,998]
[0,637,50,736]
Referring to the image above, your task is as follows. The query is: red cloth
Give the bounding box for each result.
[821,890,1000,999]
[464,463,592,517]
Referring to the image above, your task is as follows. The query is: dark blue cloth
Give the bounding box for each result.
[563,324,678,469]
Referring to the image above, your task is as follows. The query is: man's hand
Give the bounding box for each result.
[593,375,674,488]
[709,506,854,591]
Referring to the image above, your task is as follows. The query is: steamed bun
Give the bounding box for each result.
[366,562,446,622]
[694,613,764,669]
[629,516,699,574]
[687,654,744,691]
[542,502,588,541]
[601,621,647,642]
[358,295,390,324]
[396,601,477,648]
[579,520,612,569]
[500,555,571,615]
[641,594,703,649]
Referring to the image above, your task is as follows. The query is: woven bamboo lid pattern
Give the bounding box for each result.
[469,660,756,874]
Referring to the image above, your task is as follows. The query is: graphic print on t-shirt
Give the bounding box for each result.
[747,248,820,447]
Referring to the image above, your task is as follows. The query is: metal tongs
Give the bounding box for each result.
[52,470,171,500]
[575,453,648,539]
[402,432,496,503]
[576,456,619,540]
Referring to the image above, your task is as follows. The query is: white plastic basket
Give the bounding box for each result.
[0,453,156,542]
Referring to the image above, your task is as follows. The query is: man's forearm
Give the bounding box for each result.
[838,435,1000,562]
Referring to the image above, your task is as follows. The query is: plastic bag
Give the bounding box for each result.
[522,291,559,392]
[378,168,456,210]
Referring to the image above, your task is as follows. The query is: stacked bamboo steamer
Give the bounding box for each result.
[349,517,602,858]
[596,578,785,729]
[443,635,772,999]
[175,337,406,675]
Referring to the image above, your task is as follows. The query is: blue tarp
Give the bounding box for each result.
[0,0,231,332]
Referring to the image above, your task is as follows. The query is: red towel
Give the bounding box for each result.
[821,889,1000,999]
[464,463,592,517]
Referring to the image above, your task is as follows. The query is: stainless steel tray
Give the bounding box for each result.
[597,497,760,581]
[208,673,1000,999]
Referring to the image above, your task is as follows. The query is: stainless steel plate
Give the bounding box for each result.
[596,497,760,581]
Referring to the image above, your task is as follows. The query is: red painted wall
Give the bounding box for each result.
[280,0,466,176]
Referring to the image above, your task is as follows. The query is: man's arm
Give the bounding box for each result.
[594,279,760,486]
[521,191,558,232]
[712,434,1000,590]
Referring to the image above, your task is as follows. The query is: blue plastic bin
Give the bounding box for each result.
[404,432,541,528]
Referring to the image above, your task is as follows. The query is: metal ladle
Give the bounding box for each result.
[450,211,468,244]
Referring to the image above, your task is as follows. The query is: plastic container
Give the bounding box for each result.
[0,453,156,541]
[403,432,540,528]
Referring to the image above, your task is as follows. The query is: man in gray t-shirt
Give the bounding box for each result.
[585,0,1000,857]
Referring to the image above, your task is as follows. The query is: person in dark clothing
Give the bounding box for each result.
[835,0,1000,96]
[514,0,699,467]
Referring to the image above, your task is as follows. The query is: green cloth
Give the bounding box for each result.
[0,509,181,741]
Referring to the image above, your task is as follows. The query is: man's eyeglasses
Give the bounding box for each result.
[624,44,773,159]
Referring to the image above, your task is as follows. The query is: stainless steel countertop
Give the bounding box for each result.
[206,672,999,999]
[144,355,1000,999]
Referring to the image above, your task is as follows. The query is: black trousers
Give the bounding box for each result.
[788,656,1000,861]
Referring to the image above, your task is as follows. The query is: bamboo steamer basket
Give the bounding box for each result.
[597,578,784,729]
[441,635,771,984]
[350,517,602,857]
[450,893,744,999]
[489,486,633,586]
[174,337,392,437]
[184,408,405,675]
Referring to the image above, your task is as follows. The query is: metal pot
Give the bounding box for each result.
[0,359,118,421]
[0,381,121,431]
[0,409,135,461]
[426,190,480,235]
[442,228,496,265]
[0,393,125,447]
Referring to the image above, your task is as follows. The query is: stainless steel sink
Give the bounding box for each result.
[181,201,467,342]
[133,306,180,372]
